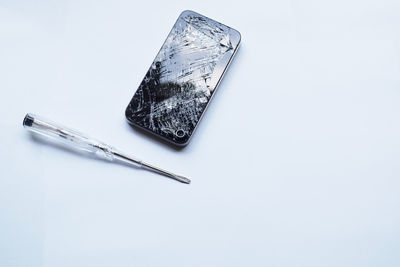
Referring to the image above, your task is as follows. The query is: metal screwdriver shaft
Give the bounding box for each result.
[111,150,190,184]
[23,113,190,184]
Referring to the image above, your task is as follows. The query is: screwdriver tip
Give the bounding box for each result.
[176,175,191,184]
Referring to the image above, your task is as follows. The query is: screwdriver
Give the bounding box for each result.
[23,113,190,184]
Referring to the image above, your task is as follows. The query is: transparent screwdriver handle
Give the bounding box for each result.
[23,113,116,161]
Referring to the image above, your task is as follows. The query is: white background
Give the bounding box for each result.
[1,0,399,266]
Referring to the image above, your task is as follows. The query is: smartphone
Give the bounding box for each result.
[125,10,241,146]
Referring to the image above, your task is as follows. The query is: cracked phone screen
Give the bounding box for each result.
[125,10,241,145]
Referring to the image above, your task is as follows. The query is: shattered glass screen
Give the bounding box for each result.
[126,10,241,145]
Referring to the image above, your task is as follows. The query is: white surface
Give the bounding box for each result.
[1,0,400,266]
